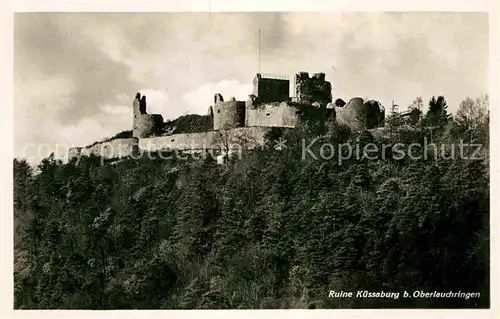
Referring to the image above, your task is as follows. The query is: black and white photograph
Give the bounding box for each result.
[3,2,496,316]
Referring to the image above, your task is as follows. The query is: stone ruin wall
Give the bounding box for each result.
[245,102,302,128]
[139,126,272,153]
[133,114,164,138]
[68,127,274,161]
[139,131,217,152]
[68,138,139,161]
[334,104,362,130]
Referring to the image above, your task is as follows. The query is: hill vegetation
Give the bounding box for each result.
[86,114,213,148]
[165,114,213,134]
[13,95,489,309]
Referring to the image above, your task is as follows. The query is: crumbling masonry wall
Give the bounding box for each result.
[68,138,139,160]
[68,128,272,161]
[245,102,302,128]
[134,114,164,138]
[138,127,271,153]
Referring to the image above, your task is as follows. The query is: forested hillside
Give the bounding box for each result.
[13,96,490,309]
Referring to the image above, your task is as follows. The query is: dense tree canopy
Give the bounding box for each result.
[14,95,489,309]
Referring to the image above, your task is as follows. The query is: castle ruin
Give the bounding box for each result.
[68,71,385,161]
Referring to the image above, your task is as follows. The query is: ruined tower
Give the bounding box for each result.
[252,73,290,104]
[212,93,246,130]
[334,97,385,130]
[132,92,164,138]
[294,72,332,106]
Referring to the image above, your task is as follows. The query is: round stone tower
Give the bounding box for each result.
[132,92,164,138]
[212,93,245,130]
[335,97,384,130]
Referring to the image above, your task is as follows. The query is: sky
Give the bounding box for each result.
[14,12,489,163]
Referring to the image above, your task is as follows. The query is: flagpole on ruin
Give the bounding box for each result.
[258,29,261,74]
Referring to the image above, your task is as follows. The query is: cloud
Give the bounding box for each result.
[328,12,489,110]
[15,100,133,166]
[182,80,253,117]
[14,75,75,153]
[14,73,133,164]
[136,89,170,117]
[14,12,489,164]
[14,13,139,125]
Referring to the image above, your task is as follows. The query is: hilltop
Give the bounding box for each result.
[14,94,490,308]
[68,72,386,162]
